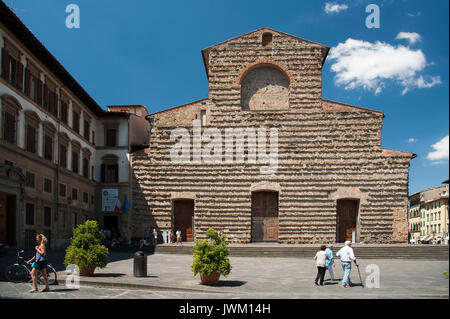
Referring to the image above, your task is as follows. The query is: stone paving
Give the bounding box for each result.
[50,253,449,299]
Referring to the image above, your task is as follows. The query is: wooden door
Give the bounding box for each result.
[251,192,278,242]
[337,200,358,242]
[173,200,194,242]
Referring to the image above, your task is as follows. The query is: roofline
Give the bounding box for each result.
[382,147,417,159]
[322,99,385,117]
[201,27,330,79]
[0,1,112,117]
[201,27,329,53]
[147,98,208,117]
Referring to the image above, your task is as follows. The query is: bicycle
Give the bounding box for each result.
[5,250,57,285]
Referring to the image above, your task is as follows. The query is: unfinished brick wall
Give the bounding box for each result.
[131,28,413,244]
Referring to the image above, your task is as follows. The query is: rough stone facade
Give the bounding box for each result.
[131,28,414,244]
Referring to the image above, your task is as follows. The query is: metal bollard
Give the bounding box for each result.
[133,251,147,277]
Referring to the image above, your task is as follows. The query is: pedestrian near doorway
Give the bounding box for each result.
[176,230,182,246]
[169,231,174,246]
[313,245,329,286]
[162,230,168,244]
[26,234,50,293]
[325,244,336,281]
[152,229,158,245]
[336,241,359,288]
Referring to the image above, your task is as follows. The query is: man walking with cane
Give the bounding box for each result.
[336,241,359,288]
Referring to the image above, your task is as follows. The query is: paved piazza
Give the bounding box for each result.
[0,252,448,299]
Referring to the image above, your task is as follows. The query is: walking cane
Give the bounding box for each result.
[356,264,364,288]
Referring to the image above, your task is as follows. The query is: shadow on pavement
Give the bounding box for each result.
[0,247,158,277]
[90,273,125,278]
[212,280,247,287]
[46,288,79,293]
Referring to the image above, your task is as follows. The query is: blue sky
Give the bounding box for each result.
[8,0,449,194]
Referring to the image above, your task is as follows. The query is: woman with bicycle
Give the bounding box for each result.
[26,234,50,293]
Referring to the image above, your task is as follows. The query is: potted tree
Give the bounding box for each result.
[192,228,231,285]
[64,220,108,276]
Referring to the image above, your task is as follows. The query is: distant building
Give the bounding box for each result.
[409,184,449,244]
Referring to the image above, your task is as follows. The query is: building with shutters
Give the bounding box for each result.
[0,3,149,249]
[408,184,449,245]
[131,27,416,244]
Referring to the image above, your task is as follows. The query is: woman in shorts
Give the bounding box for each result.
[27,233,50,293]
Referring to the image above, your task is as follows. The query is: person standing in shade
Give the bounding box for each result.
[313,245,329,286]
[325,244,336,281]
[176,230,182,246]
[152,228,158,245]
[336,240,359,288]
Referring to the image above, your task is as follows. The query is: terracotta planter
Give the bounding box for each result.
[79,265,96,276]
[200,272,220,285]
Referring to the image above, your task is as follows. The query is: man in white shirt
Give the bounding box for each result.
[336,241,359,288]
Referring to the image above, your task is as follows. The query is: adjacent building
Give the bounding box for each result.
[409,184,449,244]
[131,27,415,244]
[0,3,149,249]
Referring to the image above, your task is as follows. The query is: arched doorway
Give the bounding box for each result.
[251,191,279,242]
[173,199,194,242]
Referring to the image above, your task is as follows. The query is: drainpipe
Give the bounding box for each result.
[54,86,63,250]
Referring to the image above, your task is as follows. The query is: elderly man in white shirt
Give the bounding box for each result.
[336,241,359,288]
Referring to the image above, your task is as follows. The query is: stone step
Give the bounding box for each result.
[144,245,449,260]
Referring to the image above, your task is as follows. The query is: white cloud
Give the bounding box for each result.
[408,12,422,17]
[408,138,417,143]
[324,3,348,14]
[328,38,441,95]
[427,135,449,162]
[395,32,422,45]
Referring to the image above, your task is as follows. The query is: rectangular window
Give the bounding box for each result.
[25,172,35,188]
[72,152,79,173]
[83,192,89,203]
[59,183,66,197]
[26,203,34,225]
[84,120,90,141]
[44,178,52,193]
[92,131,95,145]
[60,101,68,124]
[44,135,53,161]
[26,125,36,153]
[2,111,16,144]
[72,111,80,134]
[106,129,117,147]
[44,207,51,227]
[103,164,119,183]
[59,144,67,168]
[72,188,78,201]
[83,158,89,178]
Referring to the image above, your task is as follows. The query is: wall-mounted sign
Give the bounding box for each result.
[102,189,119,212]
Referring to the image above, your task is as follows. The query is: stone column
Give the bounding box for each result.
[37,122,43,157]
[17,110,25,149]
